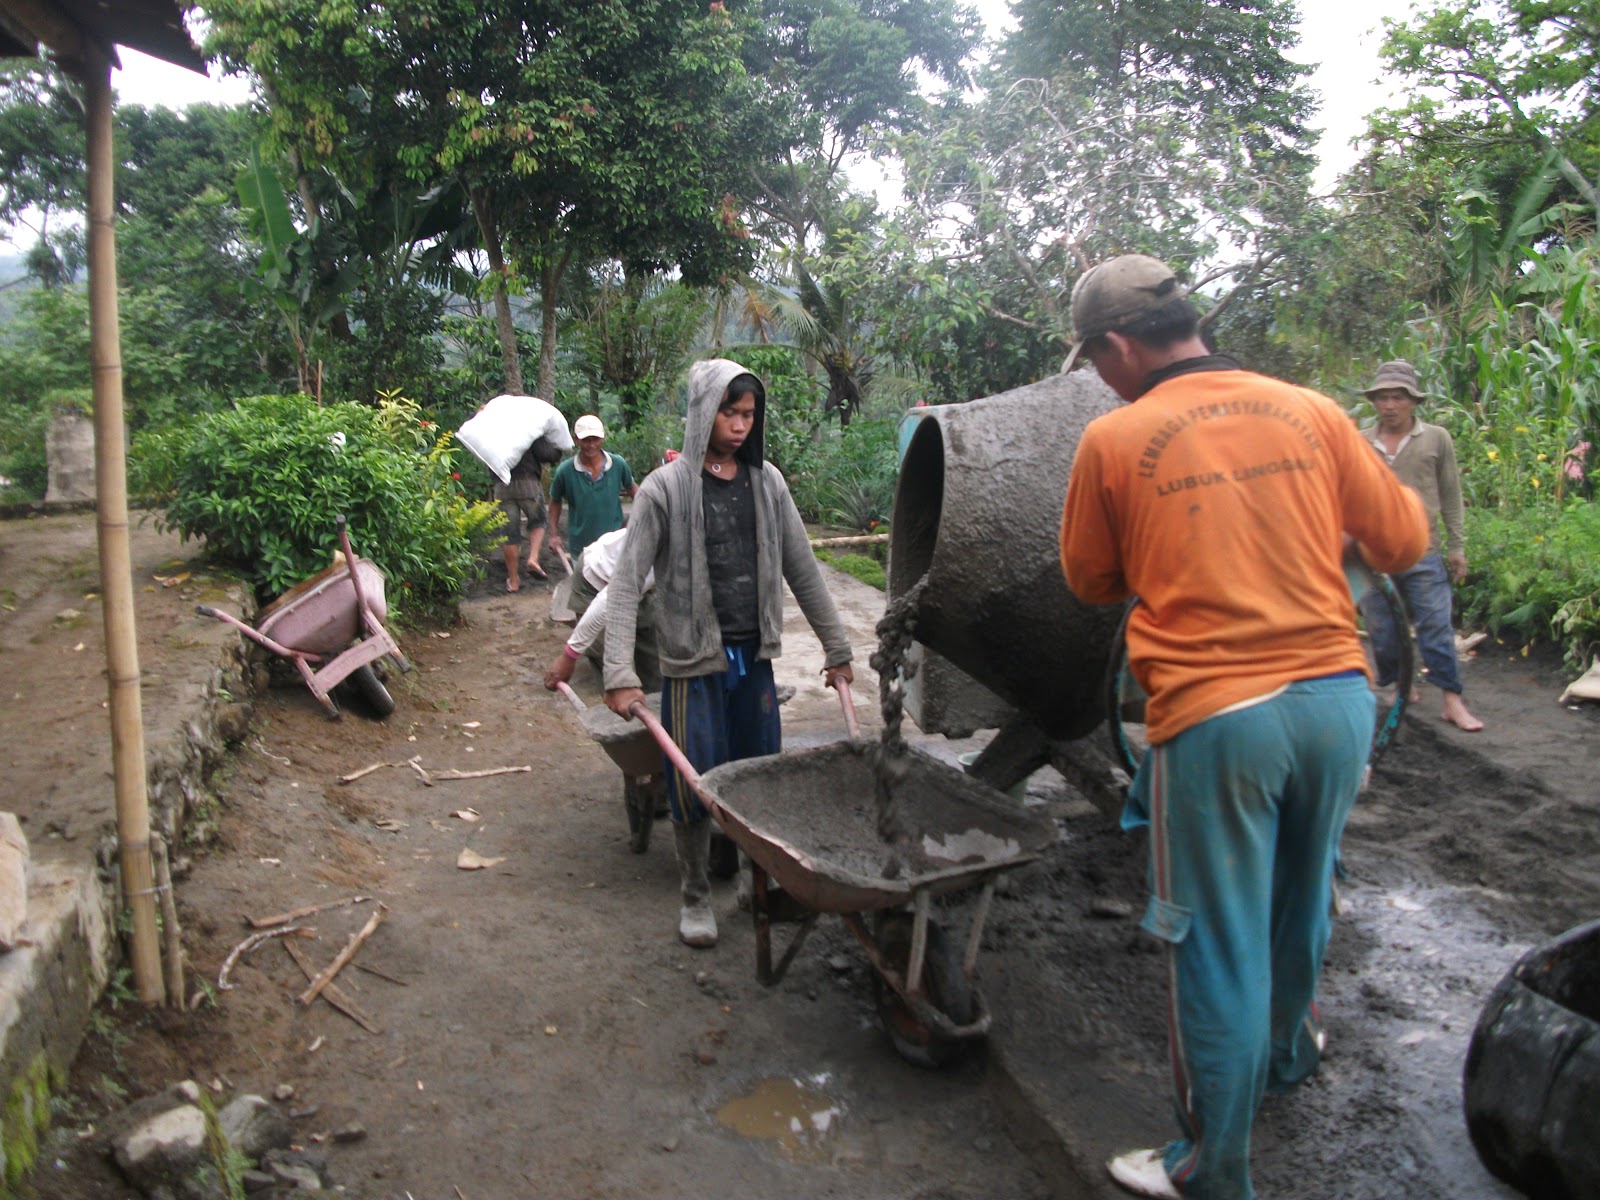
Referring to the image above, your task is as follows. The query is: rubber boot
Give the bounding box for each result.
[735,851,784,913]
[675,820,717,948]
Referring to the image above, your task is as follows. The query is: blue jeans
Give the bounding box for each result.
[659,642,780,824]
[1123,676,1375,1200]
[1360,552,1463,694]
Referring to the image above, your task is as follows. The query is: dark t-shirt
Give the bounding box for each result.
[702,466,759,641]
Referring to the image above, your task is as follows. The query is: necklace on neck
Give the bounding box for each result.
[708,460,726,475]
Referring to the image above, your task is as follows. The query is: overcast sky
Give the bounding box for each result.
[112,0,1412,190]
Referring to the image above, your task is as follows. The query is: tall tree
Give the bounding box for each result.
[570,266,711,427]
[741,0,982,254]
[208,0,776,401]
[1378,0,1600,218]
[871,0,1319,391]
[0,61,87,285]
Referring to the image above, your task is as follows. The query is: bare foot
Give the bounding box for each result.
[506,577,521,593]
[526,561,548,580]
[1441,693,1483,731]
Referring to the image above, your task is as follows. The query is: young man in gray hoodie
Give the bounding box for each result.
[603,358,854,947]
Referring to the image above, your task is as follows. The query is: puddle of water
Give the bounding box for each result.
[715,1075,842,1161]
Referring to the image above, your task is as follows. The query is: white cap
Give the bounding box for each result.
[574,414,605,440]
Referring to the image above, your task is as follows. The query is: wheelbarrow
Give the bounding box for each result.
[629,681,1059,1068]
[555,682,670,854]
[198,516,413,719]
[554,679,792,868]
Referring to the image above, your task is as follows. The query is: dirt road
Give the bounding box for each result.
[8,512,1599,1199]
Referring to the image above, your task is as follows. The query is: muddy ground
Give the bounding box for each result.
[5,511,1599,1199]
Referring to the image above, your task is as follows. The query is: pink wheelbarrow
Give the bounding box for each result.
[198,516,412,719]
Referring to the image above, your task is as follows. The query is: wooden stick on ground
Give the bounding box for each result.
[338,761,398,785]
[152,833,184,1008]
[297,903,387,1006]
[247,895,371,930]
[407,757,433,787]
[282,939,381,1034]
[218,926,315,991]
[354,962,409,986]
[431,765,531,781]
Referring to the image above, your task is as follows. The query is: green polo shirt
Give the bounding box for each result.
[549,451,635,559]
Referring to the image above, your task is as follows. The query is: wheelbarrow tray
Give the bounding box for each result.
[574,694,667,778]
[697,740,1056,915]
[257,558,389,657]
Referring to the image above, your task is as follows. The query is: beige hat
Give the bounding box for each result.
[574,414,606,440]
[1361,361,1425,400]
[1062,255,1186,373]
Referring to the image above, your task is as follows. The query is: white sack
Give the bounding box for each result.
[1558,656,1600,706]
[456,394,573,485]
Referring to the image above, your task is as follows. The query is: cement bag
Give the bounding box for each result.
[1558,656,1600,705]
[457,395,573,485]
[1463,918,1600,1200]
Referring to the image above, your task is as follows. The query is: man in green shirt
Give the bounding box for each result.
[547,415,638,563]
[1360,360,1484,731]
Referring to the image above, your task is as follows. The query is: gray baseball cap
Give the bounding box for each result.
[1062,255,1186,373]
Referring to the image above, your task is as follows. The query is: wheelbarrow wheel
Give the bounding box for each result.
[623,776,657,854]
[871,912,975,1069]
[709,832,739,881]
[345,664,395,719]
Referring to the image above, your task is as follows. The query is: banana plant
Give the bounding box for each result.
[236,144,356,394]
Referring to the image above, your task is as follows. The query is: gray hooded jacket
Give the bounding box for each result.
[602,358,852,689]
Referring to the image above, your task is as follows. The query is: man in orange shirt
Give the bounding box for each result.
[1059,256,1430,1200]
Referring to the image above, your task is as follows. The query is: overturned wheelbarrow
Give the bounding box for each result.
[1464,918,1600,1200]
[199,516,412,719]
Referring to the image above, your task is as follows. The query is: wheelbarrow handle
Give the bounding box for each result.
[196,603,321,662]
[629,700,704,794]
[553,680,587,714]
[832,675,861,740]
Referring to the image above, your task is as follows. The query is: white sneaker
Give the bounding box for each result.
[1108,1148,1179,1198]
[679,900,718,948]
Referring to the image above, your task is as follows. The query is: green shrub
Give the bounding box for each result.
[1458,501,1600,667]
[815,550,886,591]
[815,418,899,530]
[137,391,502,610]
[603,406,682,486]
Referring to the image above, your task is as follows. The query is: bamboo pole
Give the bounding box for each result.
[808,534,890,548]
[152,834,184,1007]
[85,48,164,1004]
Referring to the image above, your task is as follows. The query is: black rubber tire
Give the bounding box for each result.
[709,831,739,880]
[1464,919,1600,1200]
[871,912,976,1069]
[345,664,395,719]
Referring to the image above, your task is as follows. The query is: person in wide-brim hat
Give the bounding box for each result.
[1361,359,1427,400]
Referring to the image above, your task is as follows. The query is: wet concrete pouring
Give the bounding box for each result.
[10,515,1600,1199]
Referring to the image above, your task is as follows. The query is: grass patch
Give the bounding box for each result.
[815,551,886,591]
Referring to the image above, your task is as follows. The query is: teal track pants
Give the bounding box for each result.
[1124,674,1374,1199]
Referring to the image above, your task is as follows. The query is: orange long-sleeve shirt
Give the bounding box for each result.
[1060,367,1429,745]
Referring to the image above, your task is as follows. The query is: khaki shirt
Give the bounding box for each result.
[1363,418,1464,556]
